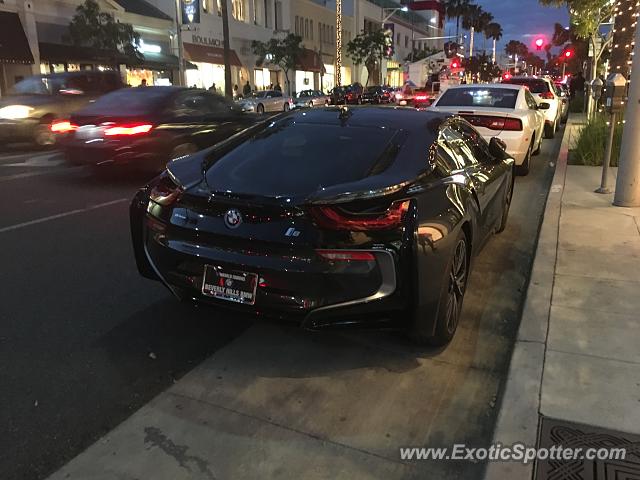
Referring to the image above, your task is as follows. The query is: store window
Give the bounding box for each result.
[396,33,400,45]
[232,0,245,21]
[405,35,408,48]
[275,0,282,30]
[310,20,313,40]
[294,15,299,34]
[304,19,309,39]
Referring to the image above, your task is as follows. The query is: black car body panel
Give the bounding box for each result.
[58,87,259,170]
[130,106,514,334]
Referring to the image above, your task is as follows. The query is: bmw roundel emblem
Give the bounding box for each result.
[224,208,243,229]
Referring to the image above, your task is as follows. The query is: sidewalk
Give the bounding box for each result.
[486,116,640,479]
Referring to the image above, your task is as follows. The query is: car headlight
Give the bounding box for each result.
[0,105,34,119]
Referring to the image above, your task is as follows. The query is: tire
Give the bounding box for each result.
[357,97,362,105]
[325,100,329,106]
[34,123,55,147]
[308,101,314,108]
[496,170,514,234]
[409,230,469,346]
[516,139,533,176]
[544,120,556,139]
[256,103,265,115]
[283,102,290,112]
[532,133,542,156]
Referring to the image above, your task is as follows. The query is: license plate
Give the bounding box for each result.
[201,265,258,305]
[75,125,103,140]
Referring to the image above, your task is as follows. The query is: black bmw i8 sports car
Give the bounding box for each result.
[130,106,515,345]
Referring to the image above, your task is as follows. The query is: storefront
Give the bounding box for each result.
[385,60,402,87]
[294,49,324,94]
[254,67,281,90]
[0,12,35,95]
[183,43,243,93]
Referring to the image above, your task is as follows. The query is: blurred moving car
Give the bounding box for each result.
[329,83,364,105]
[0,70,123,147]
[502,76,562,138]
[396,84,416,106]
[131,106,515,346]
[361,86,392,104]
[294,89,330,108]
[412,88,435,108]
[57,87,257,171]
[237,90,294,114]
[430,84,546,175]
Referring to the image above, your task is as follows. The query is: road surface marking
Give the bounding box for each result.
[0,166,84,182]
[1,153,65,167]
[0,198,129,234]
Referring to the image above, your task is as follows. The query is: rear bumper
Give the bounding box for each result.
[477,130,530,165]
[131,199,406,328]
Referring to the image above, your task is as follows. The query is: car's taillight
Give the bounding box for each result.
[149,177,182,206]
[50,120,78,133]
[104,123,153,137]
[310,200,410,231]
[539,91,554,99]
[415,95,428,101]
[462,115,522,131]
[316,250,375,261]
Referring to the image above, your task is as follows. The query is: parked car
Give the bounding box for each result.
[330,83,364,105]
[294,89,330,108]
[130,106,515,346]
[56,87,258,171]
[0,70,123,147]
[413,88,435,108]
[237,90,294,114]
[431,84,546,175]
[361,86,392,104]
[554,82,570,123]
[502,76,562,138]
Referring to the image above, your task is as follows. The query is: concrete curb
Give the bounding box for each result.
[483,120,576,480]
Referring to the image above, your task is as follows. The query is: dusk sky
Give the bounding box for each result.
[445,0,570,54]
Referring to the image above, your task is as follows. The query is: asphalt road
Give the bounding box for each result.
[0,129,562,480]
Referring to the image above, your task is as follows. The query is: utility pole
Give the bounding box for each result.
[220,0,232,98]
[174,0,184,86]
[336,0,342,87]
[614,22,640,206]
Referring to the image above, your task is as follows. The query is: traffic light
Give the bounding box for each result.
[450,59,460,69]
[383,23,395,58]
[444,41,459,59]
[563,48,574,59]
[502,72,512,81]
[535,37,544,51]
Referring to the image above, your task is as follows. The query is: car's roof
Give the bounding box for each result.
[506,76,551,83]
[286,105,451,134]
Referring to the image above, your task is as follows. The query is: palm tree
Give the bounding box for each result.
[462,4,483,58]
[478,11,494,52]
[484,22,502,63]
[444,0,471,41]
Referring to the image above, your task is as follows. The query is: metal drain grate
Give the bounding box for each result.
[535,417,640,479]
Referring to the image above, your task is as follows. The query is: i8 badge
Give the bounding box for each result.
[224,208,242,229]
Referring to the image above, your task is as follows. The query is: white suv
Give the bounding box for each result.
[502,76,561,139]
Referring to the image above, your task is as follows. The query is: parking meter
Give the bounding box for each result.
[604,73,627,113]
[591,78,603,101]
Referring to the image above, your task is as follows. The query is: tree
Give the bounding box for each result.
[405,46,439,62]
[484,22,502,63]
[504,40,529,58]
[461,4,484,57]
[220,0,232,97]
[252,34,303,95]
[444,0,472,40]
[462,53,501,82]
[539,0,615,104]
[346,29,389,86]
[65,0,141,65]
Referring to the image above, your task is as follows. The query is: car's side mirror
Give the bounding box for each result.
[489,137,507,158]
[538,102,551,110]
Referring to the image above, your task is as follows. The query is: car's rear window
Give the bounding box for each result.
[367,86,380,92]
[80,88,171,115]
[436,88,519,108]
[503,78,549,94]
[205,121,398,197]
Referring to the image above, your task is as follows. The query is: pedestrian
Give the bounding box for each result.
[570,71,585,99]
[209,82,217,93]
[243,80,251,96]
[269,83,273,90]
[274,83,282,92]
[139,79,147,87]
[233,84,239,98]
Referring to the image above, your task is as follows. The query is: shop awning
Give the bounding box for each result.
[297,49,324,73]
[126,52,198,70]
[0,12,34,64]
[39,43,122,63]
[183,43,242,67]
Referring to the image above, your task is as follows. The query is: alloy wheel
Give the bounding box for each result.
[445,239,468,334]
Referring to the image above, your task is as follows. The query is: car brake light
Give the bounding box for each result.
[462,115,522,131]
[50,120,78,133]
[104,123,153,136]
[415,95,428,101]
[316,250,375,261]
[539,91,554,99]
[503,118,523,131]
[310,200,410,231]
[149,177,182,206]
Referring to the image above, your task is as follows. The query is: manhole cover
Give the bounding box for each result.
[535,417,640,479]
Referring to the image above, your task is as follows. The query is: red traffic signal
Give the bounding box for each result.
[535,37,544,50]
[564,49,573,58]
[502,72,512,81]
[450,59,460,69]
